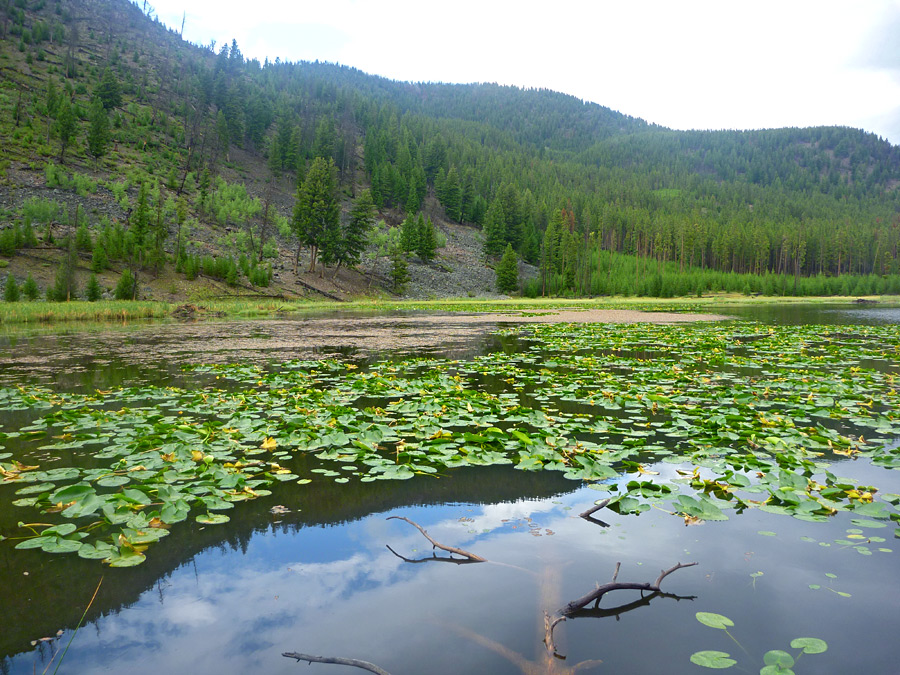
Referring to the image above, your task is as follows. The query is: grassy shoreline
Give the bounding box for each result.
[0,294,895,326]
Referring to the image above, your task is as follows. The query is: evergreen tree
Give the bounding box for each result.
[341,189,376,268]
[389,245,410,294]
[95,67,122,109]
[22,273,39,301]
[313,117,335,161]
[496,182,523,249]
[45,77,59,118]
[87,98,109,161]
[400,214,418,254]
[442,166,462,221]
[482,198,507,257]
[495,244,519,293]
[4,274,19,302]
[416,215,437,262]
[85,273,102,301]
[75,223,92,251]
[292,156,339,273]
[49,237,78,301]
[91,241,109,272]
[114,268,137,300]
[55,96,76,163]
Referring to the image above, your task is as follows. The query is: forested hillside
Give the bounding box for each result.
[1,0,899,301]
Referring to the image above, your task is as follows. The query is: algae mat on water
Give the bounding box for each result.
[1,320,898,566]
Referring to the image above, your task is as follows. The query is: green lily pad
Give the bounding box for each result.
[763,650,794,669]
[689,650,737,668]
[696,612,734,629]
[790,638,827,654]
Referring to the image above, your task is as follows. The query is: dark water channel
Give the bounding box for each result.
[1,304,899,675]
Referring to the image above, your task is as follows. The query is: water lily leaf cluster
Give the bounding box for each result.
[1,321,899,566]
[691,611,827,673]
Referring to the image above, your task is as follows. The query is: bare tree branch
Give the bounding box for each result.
[282,652,392,675]
[561,561,696,615]
[387,516,486,562]
[543,561,697,655]
[385,544,483,565]
[578,499,610,520]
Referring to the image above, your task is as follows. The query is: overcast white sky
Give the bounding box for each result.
[146,0,900,145]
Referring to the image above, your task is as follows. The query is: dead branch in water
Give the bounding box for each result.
[544,561,697,655]
[385,544,484,565]
[578,499,611,527]
[578,499,610,520]
[387,516,486,562]
[282,652,392,675]
[561,561,697,615]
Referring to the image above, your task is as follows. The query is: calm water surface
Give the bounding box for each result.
[1,303,898,674]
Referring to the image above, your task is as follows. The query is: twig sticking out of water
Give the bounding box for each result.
[578,499,610,520]
[545,561,697,654]
[386,515,486,562]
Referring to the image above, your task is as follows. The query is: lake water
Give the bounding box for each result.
[1,303,898,675]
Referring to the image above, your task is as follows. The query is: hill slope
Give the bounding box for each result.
[0,0,898,303]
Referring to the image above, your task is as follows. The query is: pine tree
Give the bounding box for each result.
[313,117,335,161]
[85,273,102,301]
[114,268,137,300]
[4,274,19,302]
[95,67,122,109]
[416,216,437,262]
[390,245,410,294]
[75,223,92,251]
[91,240,109,272]
[442,166,462,221]
[55,96,76,163]
[482,198,507,257]
[341,189,376,268]
[22,273,39,301]
[292,156,339,273]
[86,97,110,161]
[495,243,519,293]
[400,214,418,254]
[49,237,78,301]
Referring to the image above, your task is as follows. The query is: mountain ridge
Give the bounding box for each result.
[0,0,898,303]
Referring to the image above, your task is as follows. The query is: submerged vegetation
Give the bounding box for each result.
[1,319,898,566]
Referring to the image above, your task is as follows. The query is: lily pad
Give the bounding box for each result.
[689,650,737,669]
[696,612,734,629]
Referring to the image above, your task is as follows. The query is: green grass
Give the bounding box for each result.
[1,293,896,327]
[0,300,174,324]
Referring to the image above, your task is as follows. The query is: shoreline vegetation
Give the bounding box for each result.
[0,294,895,327]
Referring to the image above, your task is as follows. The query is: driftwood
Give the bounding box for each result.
[386,516,486,562]
[283,652,391,675]
[561,561,697,615]
[544,561,697,655]
[578,499,611,527]
[385,544,483,565]
[578,499,610,519]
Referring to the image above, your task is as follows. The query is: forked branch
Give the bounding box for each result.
[387,516,486,562]
[561,561,697,615]
[544,561,697,655]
